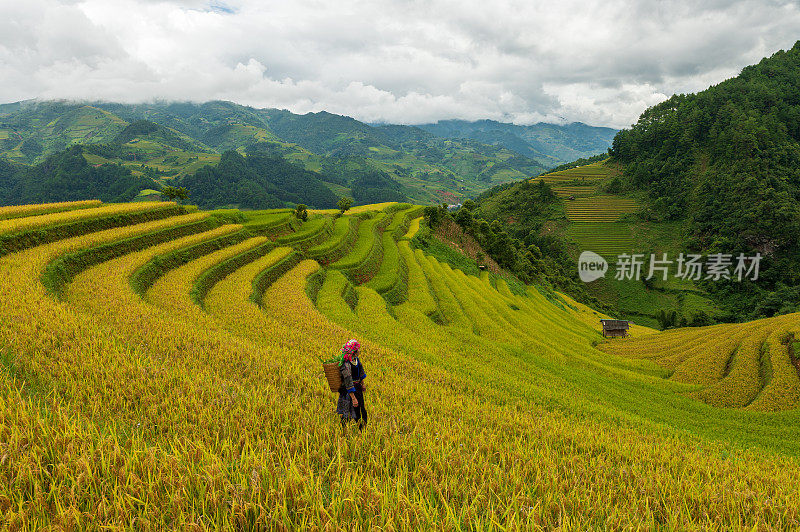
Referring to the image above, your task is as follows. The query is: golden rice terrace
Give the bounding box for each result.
[0,199,798,529]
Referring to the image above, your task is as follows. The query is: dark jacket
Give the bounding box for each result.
[339,357,366,394]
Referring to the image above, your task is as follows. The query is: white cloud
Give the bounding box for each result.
[1,0,799,128]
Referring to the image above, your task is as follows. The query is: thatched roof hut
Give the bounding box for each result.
[600,319,630,338]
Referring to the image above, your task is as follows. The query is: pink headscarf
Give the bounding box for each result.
[341,339,361,362]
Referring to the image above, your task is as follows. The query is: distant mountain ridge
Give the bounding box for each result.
[0,100,615,166]
[416,119,618,164]
[0,99,615,206]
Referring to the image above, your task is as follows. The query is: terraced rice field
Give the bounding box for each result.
[0,199,798,528]
[565,223,637,257]
[541,162,641,259]
[602,315,800,411]
[541,163,636,221]
[550,185,598,198]
[538,162,610,198]
[564,195,639,222]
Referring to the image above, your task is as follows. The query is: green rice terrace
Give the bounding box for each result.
[0,198,798,528]
[535,161,724,328]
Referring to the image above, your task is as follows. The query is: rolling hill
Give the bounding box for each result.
[0,100,616,207]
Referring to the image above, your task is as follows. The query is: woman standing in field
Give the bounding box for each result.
[337,339,368,431]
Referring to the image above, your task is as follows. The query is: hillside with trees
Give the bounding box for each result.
[609,41,800,319]
[0,146,141,204]
[469,41,800,324]
[182,151,340,210]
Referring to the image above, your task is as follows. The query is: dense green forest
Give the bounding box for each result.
[609,41,800,319]
[182,151,339,209]
[0,146,142,204]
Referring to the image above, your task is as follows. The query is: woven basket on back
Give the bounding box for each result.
[322,363,342,393]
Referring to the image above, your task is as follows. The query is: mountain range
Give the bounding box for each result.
[0,100,616,206]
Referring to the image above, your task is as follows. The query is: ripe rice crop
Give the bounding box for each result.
[0,202,799,529]
[146,236,272,315]
[244,210,298,237]
[602,313,800,410]
[398,242,438,317]
[276,217,332,250]
[403,216,422,239]
[331,212,387,284]
[307,215,359,265]
[0,201,176,235]
[0,199,102,220]
[365,230,402,294]
[348,202,398,214]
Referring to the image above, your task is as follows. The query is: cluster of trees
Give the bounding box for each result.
[472,178,560,237]
[0,146,143,204]
[181,150,338,210]
[609,41,800,319]
[656,309,713,330]
[160,185,189,203]
[423,201,541,282]
[318,157,411,204]
[423,198,604,308]
[350,170,407,204]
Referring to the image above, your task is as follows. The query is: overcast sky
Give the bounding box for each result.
[1,0,799,129]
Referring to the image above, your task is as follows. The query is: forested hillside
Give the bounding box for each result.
[183,151,339,209]
[470,41,800,324]
[0,147,141,205]
[609,41,800,318]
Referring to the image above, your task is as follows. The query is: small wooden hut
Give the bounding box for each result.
[600,319,630,338]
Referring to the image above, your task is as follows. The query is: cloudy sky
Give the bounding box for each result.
[1,0,799,129]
